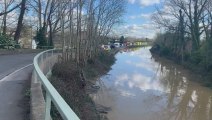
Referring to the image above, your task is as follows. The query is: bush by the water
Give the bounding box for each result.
[151,32,212,86]
[84,50,116,80]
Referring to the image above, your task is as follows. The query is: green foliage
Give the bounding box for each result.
[24,89,30,97]
[34,27,47,49]
[110,39,115,44]
[14,44,21,49]
[160,46,171,56]
[184,53,190,61]
[200,40,212,70]
[119,36,124,44]
[0,34,16,49]
[98,50,116,66]
[151,44,171,57]
[189,51,203,64]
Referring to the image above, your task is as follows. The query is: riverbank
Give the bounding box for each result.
[150,47,212,88]
[50,49,117,120]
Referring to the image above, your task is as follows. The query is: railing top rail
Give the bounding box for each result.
[33,49,80,120]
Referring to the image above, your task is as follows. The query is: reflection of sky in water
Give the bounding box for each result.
[93,47,212,120]
[103,47,166,94]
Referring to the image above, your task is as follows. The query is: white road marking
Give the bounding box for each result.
[0,64,33,82]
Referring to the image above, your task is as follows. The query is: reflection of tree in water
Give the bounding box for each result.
[120,46,147,53]
[191,87,211,120]
[209,96,212,120]
[153,56,212,120]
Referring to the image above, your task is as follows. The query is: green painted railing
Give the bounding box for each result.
[33,49,80,120]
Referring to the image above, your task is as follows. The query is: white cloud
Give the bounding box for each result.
[112,23,159,38]
[139,0,160,6]
[128,0,161,6]
[113,0,163,38]
[140,13,152,19]
[130,13,152,20]
[128,0,136,4]
[114,73,165,92]
[118,89,136,97]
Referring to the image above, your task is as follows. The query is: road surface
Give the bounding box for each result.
[0,53,37,120]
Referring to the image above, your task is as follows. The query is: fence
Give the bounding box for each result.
[31,49,80,120]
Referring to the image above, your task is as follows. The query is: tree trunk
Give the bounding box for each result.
[2,13,7,35]
[14,0,26,44]
[48,19,53,47]
[38,0,42,29]
[179,9,185,63]
[2,0,7,35]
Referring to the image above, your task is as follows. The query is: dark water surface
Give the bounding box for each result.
[91,47,212,120]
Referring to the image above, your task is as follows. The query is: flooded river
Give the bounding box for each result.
[91,47,212,120]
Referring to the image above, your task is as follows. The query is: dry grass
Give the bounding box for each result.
[51,62,100,120]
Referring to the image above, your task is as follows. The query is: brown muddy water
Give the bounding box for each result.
[91,47,212,120]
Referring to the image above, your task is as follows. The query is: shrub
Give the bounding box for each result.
[0,34,16,49]
[34,27,47,49]
[160,46,171,56]
[189,51,203,64]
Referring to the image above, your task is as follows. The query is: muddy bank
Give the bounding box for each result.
[50,50,116,120]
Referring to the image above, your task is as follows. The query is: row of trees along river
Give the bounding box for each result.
[0,0,126,66]
[151,0,212,83]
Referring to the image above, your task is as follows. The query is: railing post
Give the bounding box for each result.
[51,50,54,68]
[41,54,44,67]
[45,92,52,120]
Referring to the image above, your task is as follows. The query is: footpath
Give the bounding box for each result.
[0,65,32,120]
[0,53,38,120]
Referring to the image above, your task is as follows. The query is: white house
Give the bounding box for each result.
[32,39,37,49]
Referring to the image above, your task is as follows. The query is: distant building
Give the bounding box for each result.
[32,40,37,49]
[19,24,35,48]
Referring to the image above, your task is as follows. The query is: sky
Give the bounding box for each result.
[115,0,163,39]
[0,0,163,39]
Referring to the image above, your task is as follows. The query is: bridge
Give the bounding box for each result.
[0,50,79,120]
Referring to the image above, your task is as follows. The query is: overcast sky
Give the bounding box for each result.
[115,0,163,39]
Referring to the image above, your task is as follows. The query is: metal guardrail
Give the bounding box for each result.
[32,49,80,120]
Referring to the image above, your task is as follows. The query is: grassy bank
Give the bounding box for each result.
[50,50,116,120]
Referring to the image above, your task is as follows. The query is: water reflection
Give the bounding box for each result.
[91,47,212,120]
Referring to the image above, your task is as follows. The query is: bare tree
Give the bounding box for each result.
[14,0,27,43]
[152,0,210,53]
[0,0,20,35]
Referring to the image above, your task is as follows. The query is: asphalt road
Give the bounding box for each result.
[0,53,37,120]
[0,53,36,79]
